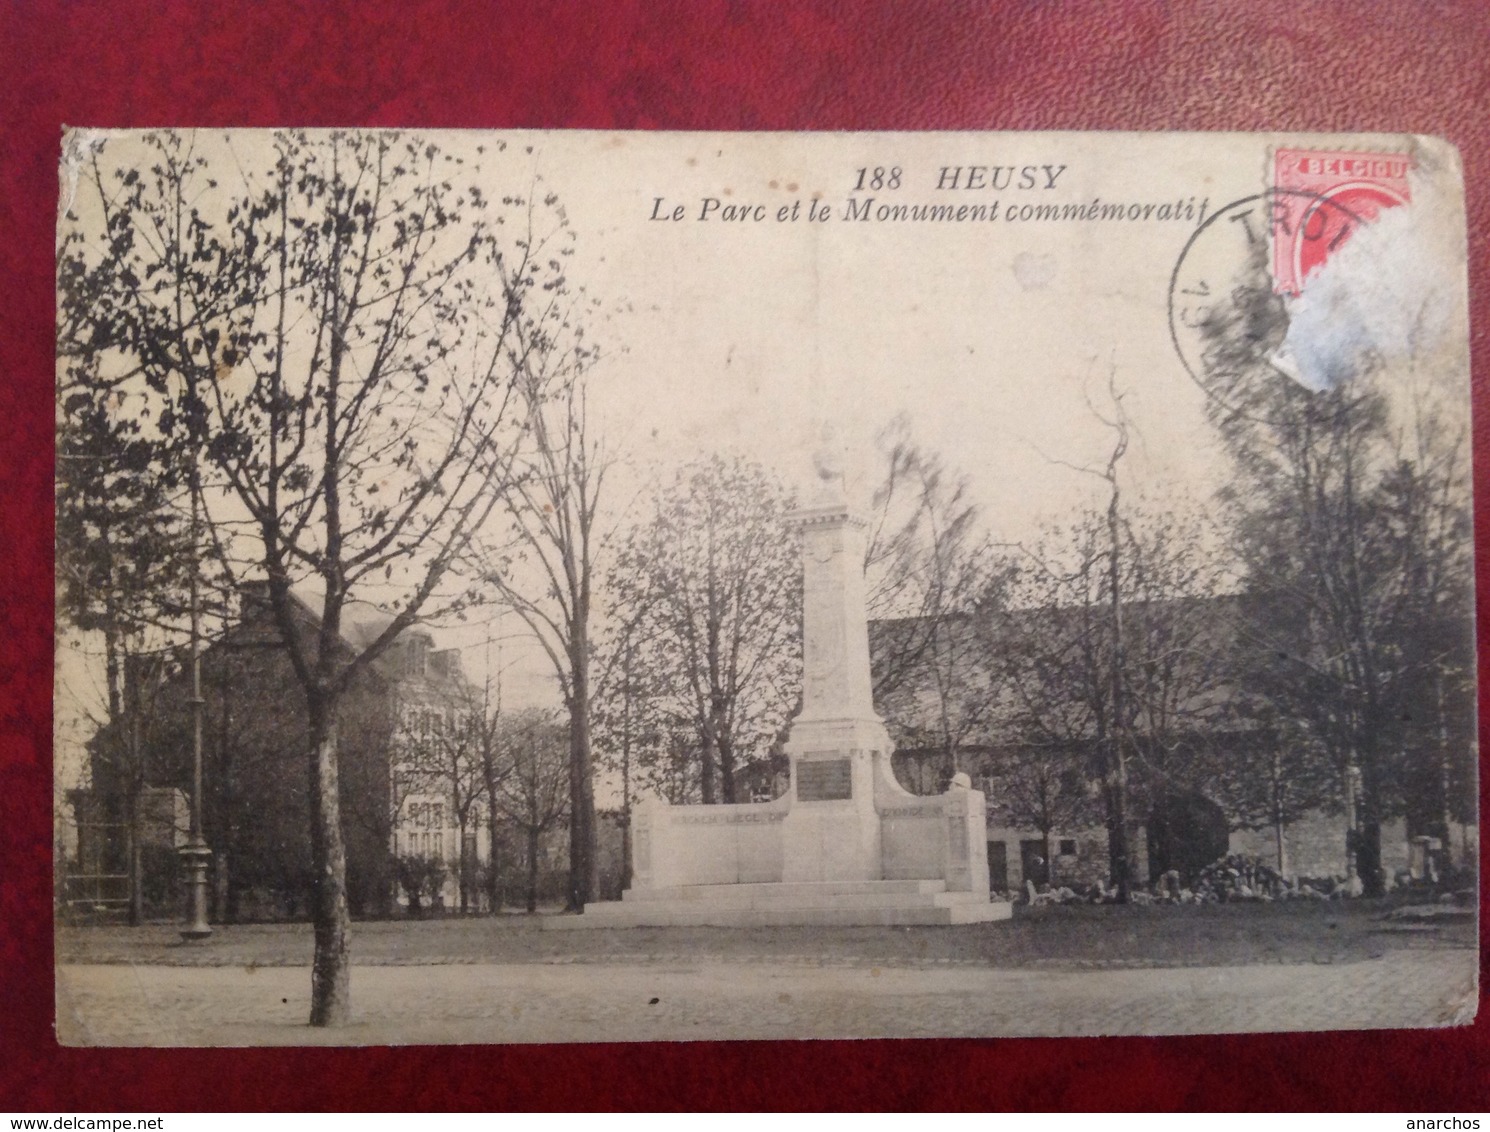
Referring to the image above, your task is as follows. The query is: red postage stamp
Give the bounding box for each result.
[1271,148,1412,295]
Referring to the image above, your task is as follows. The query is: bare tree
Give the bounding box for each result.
[489,709,570,912]
[589,609,653,887]
[604,456,800,804]
[862,419,1000,786]
[865,417,986,706]
[1094,391,1134,900]
[992,381,1231,897]
[402,699,487,912]
[475,241,608,911]
[58,130,569,1024]
[1208,711,1336,877]
[464,680,513,914]
[984,743,1098,888]
[994,513,1133,897]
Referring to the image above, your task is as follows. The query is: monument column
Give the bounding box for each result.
[781,451,894,883]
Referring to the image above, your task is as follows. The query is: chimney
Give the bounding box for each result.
[238,579,272,623]
[429,648,463,682]
[403,632,432,678]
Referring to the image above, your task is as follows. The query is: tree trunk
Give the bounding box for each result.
[935,648,960,778]
[718,723,738,804]
[526,826,540,913]
[566,642,598,911]
[125,705,143,925]
[457,821,469,914]
[700,735,717,805]
[1357,817,1383,895]
[620,812,632,894]
[620,644,634,893]
[485,807,502,915]
[126,801,142,926]
[122,780,142,929]
[1357,794,1384,897]
[1271,748,1289,878]
[306,694,352,1027]
[1105,480,1131,903]
[1435,668,1455,869]
[1353,741,1385,897]
[1273,809,1289,879]
[1104,776,1131,900]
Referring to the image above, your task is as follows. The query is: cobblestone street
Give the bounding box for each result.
[56,948,1478,1046]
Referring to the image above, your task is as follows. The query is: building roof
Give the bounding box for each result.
[232,581,460,688]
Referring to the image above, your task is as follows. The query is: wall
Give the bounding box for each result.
[1229,810,1413,880]
[630,773,989,892]
[633,799,789,888]
[986,824,1147,894]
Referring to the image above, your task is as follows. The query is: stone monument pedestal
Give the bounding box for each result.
[549,878,1007,929]
[551,449,1012,930]
[780,718,890,884]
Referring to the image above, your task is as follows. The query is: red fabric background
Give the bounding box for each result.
[2,0,1486,1111]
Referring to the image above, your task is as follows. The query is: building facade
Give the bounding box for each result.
[870,597,1476,896]
[68,584,490,920]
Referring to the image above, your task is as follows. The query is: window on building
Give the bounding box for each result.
[1059,838,1077,856]
[404,637,430,678]
[410,708,441,738]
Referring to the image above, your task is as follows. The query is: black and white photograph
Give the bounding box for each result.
[52,128,1477,1045]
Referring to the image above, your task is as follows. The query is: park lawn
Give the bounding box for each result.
[56,898,1474,970]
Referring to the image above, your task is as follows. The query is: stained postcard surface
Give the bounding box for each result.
[54,130,1476,1045]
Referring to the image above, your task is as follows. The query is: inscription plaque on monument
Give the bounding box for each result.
[796,758,852,801]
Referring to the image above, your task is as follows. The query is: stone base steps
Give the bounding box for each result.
[623,878,950,902]
[544,881,1014,929]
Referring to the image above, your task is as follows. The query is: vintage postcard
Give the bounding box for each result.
[54,130,1476,1045]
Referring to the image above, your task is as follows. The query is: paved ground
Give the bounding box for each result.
[56,948,1478,1046]
[55,898,1478,969]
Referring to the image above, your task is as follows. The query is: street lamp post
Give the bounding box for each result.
[180,470,212,941]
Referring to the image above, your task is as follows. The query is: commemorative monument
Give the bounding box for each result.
[564,448,1012,927]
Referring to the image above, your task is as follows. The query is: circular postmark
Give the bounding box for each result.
[1167,189,1371,423]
